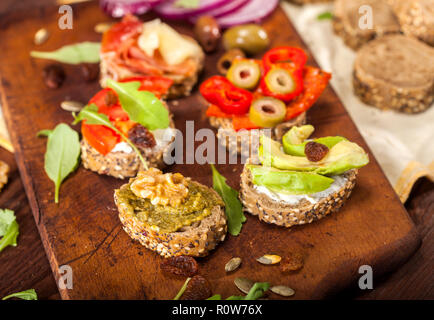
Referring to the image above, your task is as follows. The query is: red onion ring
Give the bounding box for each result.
[154,0,231,20]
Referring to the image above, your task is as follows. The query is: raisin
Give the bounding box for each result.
[181,275,212,300]
[104,90,118,107]
[128,124,156,149]
[43,64,65,89]
[80,63,99,82]
[280,252,304,273]
[160,255,198,277]
[305,141,329,162]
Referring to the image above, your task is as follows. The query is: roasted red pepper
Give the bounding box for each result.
[285,66,331,120]
[120,76,173,99]
[200,76,253,115]
[101,14,142,53]
[260,66,304,102]
[262,46,307,72]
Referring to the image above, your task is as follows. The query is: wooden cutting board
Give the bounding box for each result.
[0,2,420,299]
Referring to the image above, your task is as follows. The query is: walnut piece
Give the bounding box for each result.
[0,160,9,191]
[130,168,189,207]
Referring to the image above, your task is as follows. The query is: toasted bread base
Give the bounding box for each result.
[114,181,227,257]
[240,166,358,228]
[209,113,306,158]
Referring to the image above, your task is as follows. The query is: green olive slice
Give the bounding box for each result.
[264,68,295,94]
[249,97,286,128]
[227,60,261,90]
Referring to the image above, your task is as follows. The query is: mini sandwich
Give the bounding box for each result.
[114,168,227,257]
[77,77,176,179]
[240,125,369,227]
[100,15,204,99]
[201,47,331,157]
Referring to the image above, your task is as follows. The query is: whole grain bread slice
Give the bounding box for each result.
[209,112,306,159]
[333,0,400,50]
[239,165,358,228]
[114,180,227,257]
[353,34,434,113]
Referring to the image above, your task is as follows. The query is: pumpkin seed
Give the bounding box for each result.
[61,100,84,112]
[270,285,295,297]
[225,257,242,272]
[34,28,49,45]
[94,22,113,34]
[234,277,254,294]
[256,254,281,265]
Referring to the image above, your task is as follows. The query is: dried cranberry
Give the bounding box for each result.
[43,64,65,89]
[160,255,198,277]
[305,141,329,162]
[181,275,212,300]
[280,252,304,273]
[104,90,118,107]
[128,124,156,149]
[80,63,99,82]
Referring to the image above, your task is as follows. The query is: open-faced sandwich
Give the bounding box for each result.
[101,15,205,98]
[76,77,176,179]
[240,125,369,227]
[201,47,331,157]
[114,168,227,257]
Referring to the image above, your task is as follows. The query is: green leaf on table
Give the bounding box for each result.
[36,129,53,137]
[175,0,200,9]
[173,277,191,300]
[38,123,81,203]
[317,12,333,20]
[2,289,37,300]
[0,209,19,253]
[207,282,270,300]
[30,42,101,64]
[210,164,246,236]
[72,104,148,169]
[107,79,169,130]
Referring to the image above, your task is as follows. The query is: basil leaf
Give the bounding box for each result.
[37,129,52,137]
[244,282,270,300]
[206,294,222,300]
[2,289,37,300]
[0,209,19,253]
[73,104,148,170]
[173,277,191,300]
[175,0,200,8]
[107,79,170,130]
[39,123,80,203]
[30,42,100,64]
[317,12,333,20]
[210,164,246,236]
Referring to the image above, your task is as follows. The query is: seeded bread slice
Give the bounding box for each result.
[239,166,357,228]
[114,181,227,257]
[391,0,434,46]
[209,112,306,159]
[333,0,400,50]
[353,34,434,113]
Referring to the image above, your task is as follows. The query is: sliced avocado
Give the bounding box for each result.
[259,135,369,176]
[284,125,314,145]
[247,165,334,195]
[283,136,347,156]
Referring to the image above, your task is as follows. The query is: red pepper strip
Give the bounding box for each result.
[200,76,253,115]
[260,66,304,102]
[285,66,331,120]
[89,88,130,122]
[101,14,142,53]
[81,122,120,156]
[206,104,232,118]
[262,46,307,72]
[232,116,260,131]
[120,76,174,99]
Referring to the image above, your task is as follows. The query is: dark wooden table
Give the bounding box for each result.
[0,0,432,300]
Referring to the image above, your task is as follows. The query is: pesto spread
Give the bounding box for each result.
[117,181,223,233]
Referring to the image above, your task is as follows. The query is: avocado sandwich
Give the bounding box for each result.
[240,125,369,227]
[115,168,227,257]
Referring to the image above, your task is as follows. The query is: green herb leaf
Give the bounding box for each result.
[209,282,270,300]
[30,42,101,64]
[72,104,148,170]
[173,277,191,300]
[107,79,169,130]
[175,0,200,9]
[2,289,37,300]
[317,12,333,20]
[39,123,80,203]
[206,294,222,300]
[210,164,246,236]
[37,129,52,137]
[0,209,19,253]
